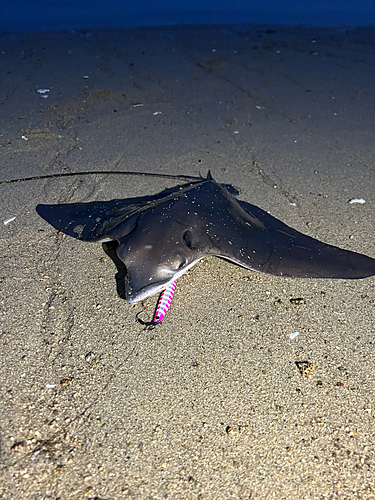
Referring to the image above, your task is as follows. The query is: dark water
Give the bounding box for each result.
[1,0,375,33]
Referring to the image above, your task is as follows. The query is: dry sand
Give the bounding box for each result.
[0,25,374,499]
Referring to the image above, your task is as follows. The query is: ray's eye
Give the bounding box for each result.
[183,229,193,249]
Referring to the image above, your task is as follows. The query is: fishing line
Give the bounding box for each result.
[0,170,202,185]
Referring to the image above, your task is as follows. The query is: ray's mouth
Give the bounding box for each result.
[124,257,205,303]
[125,277,174,303]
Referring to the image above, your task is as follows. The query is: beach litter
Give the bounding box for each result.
[3,216,16,225]
[348,198,366,204]
[37,88,50,98]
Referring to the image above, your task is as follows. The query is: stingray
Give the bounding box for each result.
[36,172,375,304]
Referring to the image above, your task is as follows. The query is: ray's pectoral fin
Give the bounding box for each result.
[235,200,375,279]
[35,180,202,242]
[36,199,141,242]
[258,234,375,279]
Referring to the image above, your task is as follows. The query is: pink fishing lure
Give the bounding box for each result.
[153,281,177,323]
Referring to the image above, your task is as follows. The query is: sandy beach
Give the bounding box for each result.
[0,25,375,498]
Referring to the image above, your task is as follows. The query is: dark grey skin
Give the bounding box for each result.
[36,172,375,303]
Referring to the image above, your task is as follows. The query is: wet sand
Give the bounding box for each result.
[0,25,375,499]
